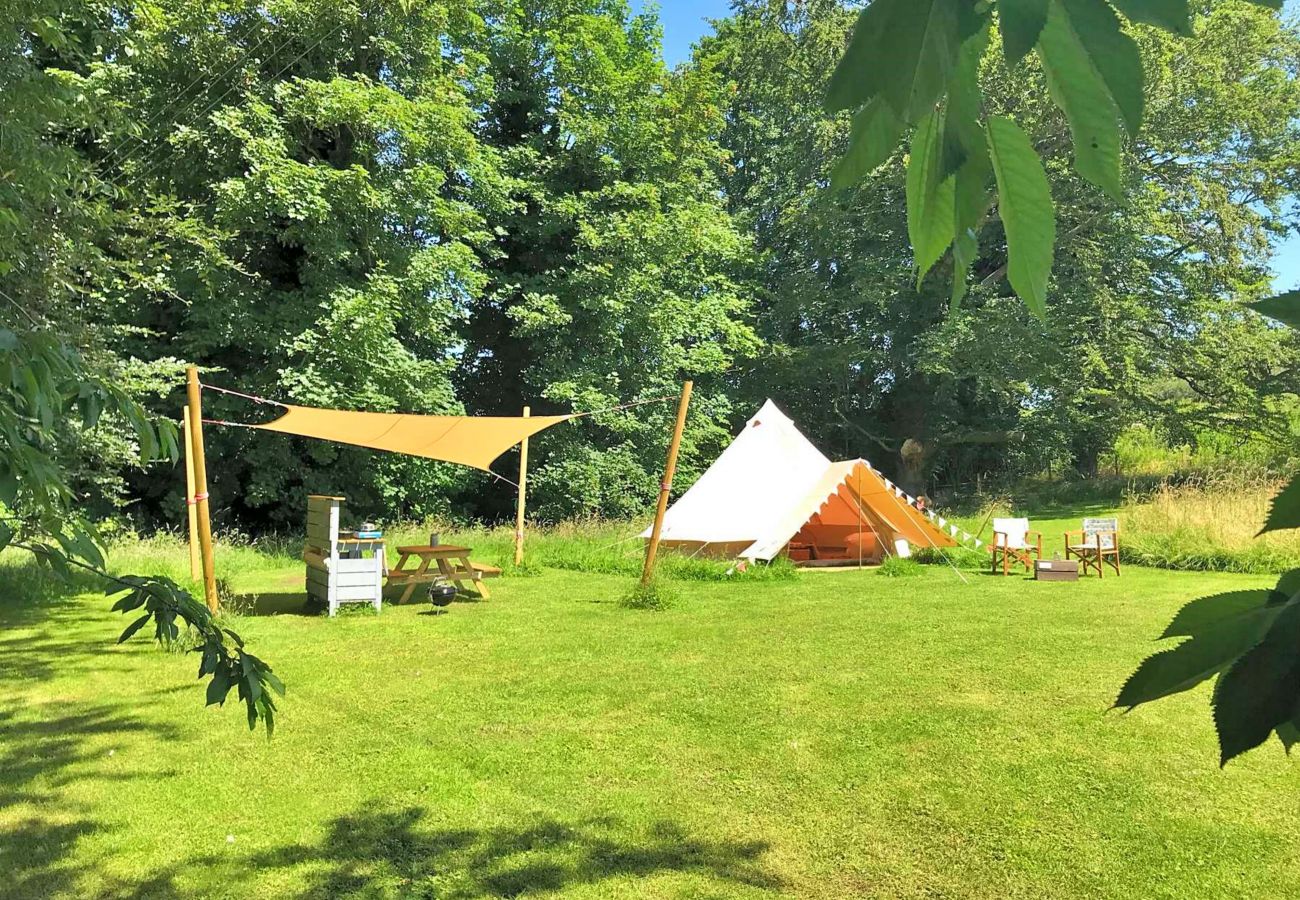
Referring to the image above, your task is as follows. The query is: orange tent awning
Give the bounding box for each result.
[250,404,574,471]
[842,461,957,549]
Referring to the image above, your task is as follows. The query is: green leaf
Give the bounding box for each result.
[1061,0,1144,136]
[1037,0,1125,200]
[986,116,1055,317]
[241,654,263,704]
[1277,714,1300,753]
[1000,0,1049,65]
[0,329,17,351]
[908,110,957,285]
[0,468,16,506]
[877,0,964,122]
[1108,0,1191,35]
[118,613,151,644]
[0,521,12,552]
[948,23,993,305]
[206,668,232,706]
[825,0,901,112]
[1247,291,1300,329]
[1160,590,1286,639]
[1118,589,1288,713]
[1260,472,1300,534]
[831,99,905,190]
[1276,569,1300,601]
[1213,600,1300,765]
[264,669,286,696]
[951,228,979,307]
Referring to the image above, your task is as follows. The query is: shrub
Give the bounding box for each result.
[912,545,986,569]
[878,556,922,577]
[620,579,678,610]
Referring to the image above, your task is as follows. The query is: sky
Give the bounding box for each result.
[631,0,1299,292]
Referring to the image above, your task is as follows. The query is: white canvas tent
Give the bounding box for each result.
[642,400,958,563]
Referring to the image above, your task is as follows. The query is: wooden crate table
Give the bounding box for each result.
[386,545,500,602]
[1034,558,1079,582]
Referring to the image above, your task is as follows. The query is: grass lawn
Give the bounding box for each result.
[2,550,1299,898]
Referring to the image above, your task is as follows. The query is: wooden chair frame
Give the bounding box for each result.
[991,523,1043,576]
[1065,519,1121,578]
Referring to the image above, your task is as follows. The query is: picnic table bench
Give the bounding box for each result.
[385,544,501,603]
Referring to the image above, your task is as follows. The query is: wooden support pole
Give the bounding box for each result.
[641,381,693,586]
[514,406,530,566]
[182,406,201,581]
[186,367,219,613]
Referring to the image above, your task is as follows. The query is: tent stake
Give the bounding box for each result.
[642,381,693,586]
[514,406,530,566]
[186,367,219,612]
[182,406,201,581]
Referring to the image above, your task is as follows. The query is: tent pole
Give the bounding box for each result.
[182,406,201,581]
[514,406,530,566]
[186,367,219,612]
[641,381,693,586]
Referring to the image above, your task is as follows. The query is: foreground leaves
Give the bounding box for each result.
[108,575,285,735]
[3,325,279,734]
[986,117,1054,317]
[826,0,1288,314]
[1118,571,1300,765]
[1212,600,1300,763]
[1260,471,1300,535]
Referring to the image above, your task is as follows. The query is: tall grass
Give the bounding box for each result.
[99,474,1300,583]
[1122,477,1300,574]
[101,521,799,587]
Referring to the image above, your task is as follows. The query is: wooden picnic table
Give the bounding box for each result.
[385,544,500,603]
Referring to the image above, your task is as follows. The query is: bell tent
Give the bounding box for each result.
[643,400,959,564]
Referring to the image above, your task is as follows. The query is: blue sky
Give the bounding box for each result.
[631,0,1299,291]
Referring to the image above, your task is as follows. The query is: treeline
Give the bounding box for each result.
[5,0,1299,533]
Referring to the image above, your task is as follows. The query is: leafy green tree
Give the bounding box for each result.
[89,0,503,529]
[706,0,1300,493]
[2,2,282,733]
[458,0,759,520]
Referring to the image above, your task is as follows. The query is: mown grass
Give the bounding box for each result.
[2,547,1298,899]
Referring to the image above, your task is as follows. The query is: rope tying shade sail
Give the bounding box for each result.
[249,403,575,472]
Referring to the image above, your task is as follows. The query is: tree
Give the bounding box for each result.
[89,0,503,530]
[1,1,280,733]
[457,0,759,520]
[705,0,1300,495]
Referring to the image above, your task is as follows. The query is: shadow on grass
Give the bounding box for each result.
[0,703,183,898]
[225,590,318,617]
[225,584,485,617]
[122,805,779,898]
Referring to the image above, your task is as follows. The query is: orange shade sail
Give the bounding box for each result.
[251,404,574,471]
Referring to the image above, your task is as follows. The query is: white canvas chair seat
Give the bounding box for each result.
[991,517,1042,575]
[993,518,1030,548]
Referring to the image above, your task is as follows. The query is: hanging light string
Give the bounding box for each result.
[197,381,676,422]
